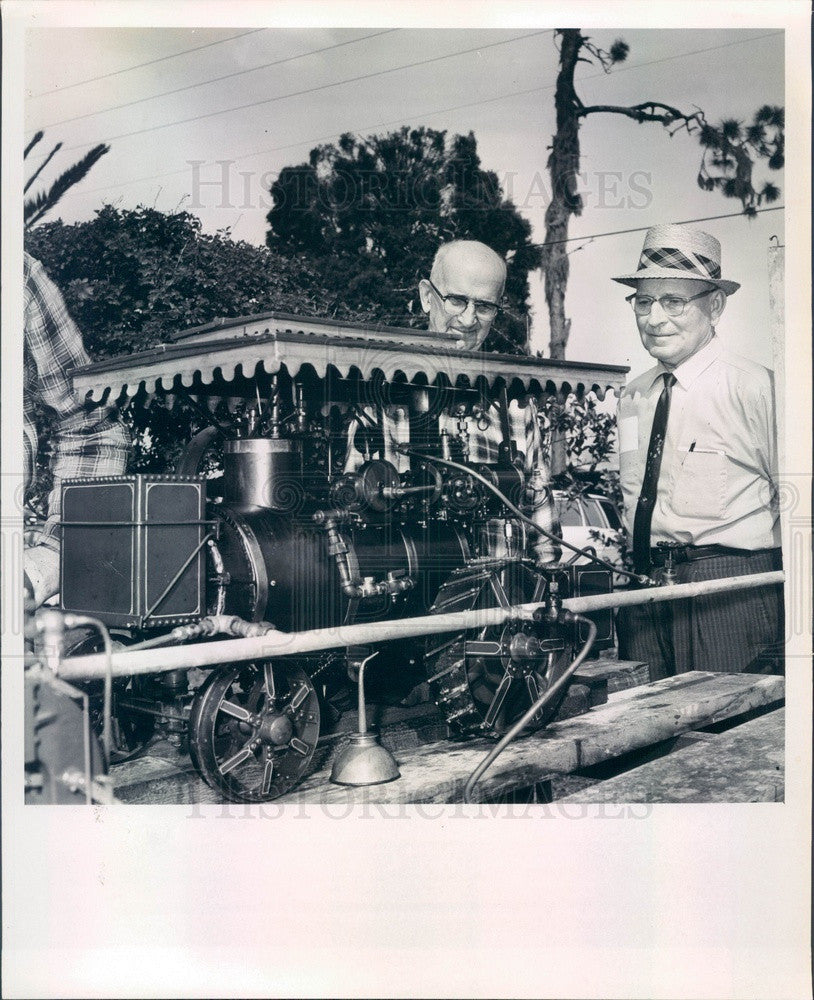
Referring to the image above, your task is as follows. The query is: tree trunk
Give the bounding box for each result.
[543,29,584,361]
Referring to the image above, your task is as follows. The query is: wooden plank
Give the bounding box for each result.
[672,730,721,749]
[572,658,650,693]
[325,701,448,746]
[556,708,785,803]
[109,679,604,800]
[110,753,189,787]
[114,762,215,805]
[278,672,784,804]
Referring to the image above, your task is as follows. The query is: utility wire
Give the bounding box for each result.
[578,29,783,84]
[31,29,401,132]
[56,82,553,201]
[50,30,782,204]
[528,205,784,248]
[32,30,553,160]
[28,29,268,99]
[28,27,780,153]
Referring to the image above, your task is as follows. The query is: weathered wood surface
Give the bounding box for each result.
[556,708,785,803]
[110,671,783,805]
[111,701,446,805]
[278,672,783,804]
[573,657,649,693]
[111,755,212,805]
[109,660,632,803]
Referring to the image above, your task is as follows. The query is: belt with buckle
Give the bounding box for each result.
[649,544,776,567]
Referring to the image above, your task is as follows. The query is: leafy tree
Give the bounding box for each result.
[25,205,339,483]
[266,127,542,353]
[542,29,784,359]
[26,205,335,358]
[539,391,629,566]
[24,130,110,228]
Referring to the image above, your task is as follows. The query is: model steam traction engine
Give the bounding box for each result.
[47,314,627,803]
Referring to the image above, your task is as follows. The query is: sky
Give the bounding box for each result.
[23,21,786,378]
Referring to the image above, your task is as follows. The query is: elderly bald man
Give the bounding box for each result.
[416,240,560,565]
[418,239,507,350]
[343,239,560,565]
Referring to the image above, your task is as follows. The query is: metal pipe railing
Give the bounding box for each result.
[55,570,784,682]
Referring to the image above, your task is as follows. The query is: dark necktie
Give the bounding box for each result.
[632,372,676,573]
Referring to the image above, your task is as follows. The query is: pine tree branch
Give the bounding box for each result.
[578,101,706,133]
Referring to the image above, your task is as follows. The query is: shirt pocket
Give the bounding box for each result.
[671,448,728,520]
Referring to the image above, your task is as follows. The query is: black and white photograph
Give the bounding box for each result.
[2,2,811,998]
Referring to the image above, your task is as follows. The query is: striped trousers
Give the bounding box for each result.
[617,549,784,681]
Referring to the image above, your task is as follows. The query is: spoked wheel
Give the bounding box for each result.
[425,562,574,737]
[188,660,320,802]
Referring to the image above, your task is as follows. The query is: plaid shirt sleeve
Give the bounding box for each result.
[24,253,130,550]
[344,405,410,473]
[519,398,561,564]
[462,399,561,564]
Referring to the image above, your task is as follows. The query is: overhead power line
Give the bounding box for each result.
[528,206,784,249]
[28,29,268,99]
[32,30,553,160]
[46,29,783,205]
[57,82,553,201]
[577,29,783,84]
[30,26,781,137]
[31,29,401,133]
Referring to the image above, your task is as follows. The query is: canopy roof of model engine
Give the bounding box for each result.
[70,311,629,403]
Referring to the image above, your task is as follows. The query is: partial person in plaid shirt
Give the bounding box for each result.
[345,240,560,565]
[24,252,130,606]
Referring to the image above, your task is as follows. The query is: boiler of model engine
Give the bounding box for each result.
[208,437,472,632]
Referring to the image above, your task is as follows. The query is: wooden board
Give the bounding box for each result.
[573,657,649,693]
[556,708,784,803]
[279,671,783,804]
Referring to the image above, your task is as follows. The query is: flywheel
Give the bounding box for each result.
[188,659,320,802]
[425,562,574,738]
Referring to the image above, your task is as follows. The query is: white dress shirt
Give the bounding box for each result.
[618,335,780,550]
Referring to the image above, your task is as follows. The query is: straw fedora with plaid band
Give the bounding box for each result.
[612,224,740,295]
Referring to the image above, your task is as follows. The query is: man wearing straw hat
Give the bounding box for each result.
[613,225,782,680]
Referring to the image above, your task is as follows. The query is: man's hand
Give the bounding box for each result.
[23,545,61,608]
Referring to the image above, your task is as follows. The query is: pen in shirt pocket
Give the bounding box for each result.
[680,440,697,467]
